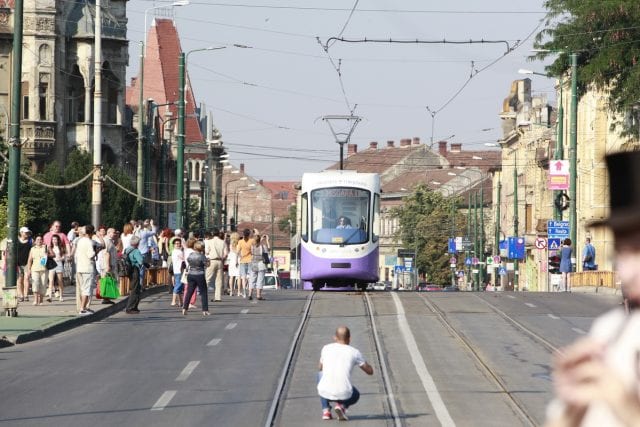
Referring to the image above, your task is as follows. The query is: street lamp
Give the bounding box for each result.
[177,45,226,229]
[224,176,248,230]
[233,184,256,225]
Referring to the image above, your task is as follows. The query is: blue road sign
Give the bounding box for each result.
[498,266,507,276]
[508,236,525,259]
[448,238,456,254]
[548,238,561,250]
[465,257,472,266]
[394,265,405,273]
[548,220,570,239]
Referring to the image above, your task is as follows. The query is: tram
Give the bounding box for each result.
[299,171,380,291]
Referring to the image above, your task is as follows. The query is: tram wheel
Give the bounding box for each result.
[356,283,367,292]
[312,282,321,291]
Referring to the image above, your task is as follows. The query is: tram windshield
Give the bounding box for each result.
[310,187,370,245]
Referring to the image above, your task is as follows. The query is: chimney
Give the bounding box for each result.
[347,143,358,155]
[450,143,462,153]
[412,137,420,145]
[400,138,411,147]
[438,141,448,156]
[386,140,395,148]
[369,141,378,149]
[240,163,245,173]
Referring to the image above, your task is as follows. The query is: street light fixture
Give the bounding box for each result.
[177,45,226,228]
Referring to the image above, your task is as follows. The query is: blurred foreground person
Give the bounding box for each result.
[545,151,640,427]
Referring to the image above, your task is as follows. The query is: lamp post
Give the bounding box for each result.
[177,46,225,229]
[519,68,565,220]
[224,176,247,229]
[433,182,457,287]
[233,185,256,225]
[569,53,578,269]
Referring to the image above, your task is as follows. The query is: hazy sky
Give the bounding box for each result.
[126,1,554,181]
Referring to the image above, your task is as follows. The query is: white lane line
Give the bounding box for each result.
[151,390,176,411]
[207,338,221,347]
[507,295,516,299]
[547,314,560,320]
[572,327,586,335]
[225,323,237,330]
[176,361,200,381]
[391,293,455,427]
[524,303,537,308]
[241,309,249,314]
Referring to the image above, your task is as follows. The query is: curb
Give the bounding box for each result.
[0,285,169,347]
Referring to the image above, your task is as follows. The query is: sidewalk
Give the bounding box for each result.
[0,284,169,348]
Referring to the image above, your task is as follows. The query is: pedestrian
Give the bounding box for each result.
[544,150,640,427]
[46,234,66,302]
[25,235,47,306]
[120,222,134,250]
[43,220,72,255]
[170,238,185,307]
[124,235,144,314]
[236,228,253,298]
[582,237,597,271]
[66,221,80,243]
[98,227,118,305]
[135,219,156,266]
[559,238,573,292]
[16,227,32,302]
[183,237,197,308]
[182,240,210,316]
[74,225,96,315]
[227,232,240,296]
[205,227,227,302]
[247,234,268,301]
[317,326,374,421]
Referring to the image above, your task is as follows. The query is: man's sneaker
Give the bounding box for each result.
[322,409,332,420]
[334,403,348,421]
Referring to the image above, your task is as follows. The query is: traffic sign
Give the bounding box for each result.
[498,266,507,276]
[493,255,501,264]
[547,220,570,239]
[394,265,405,273]
[548,160,570,190]
[486,256,493,266]
[449,257,457,264]
[472,257,479,265]
[535,237,547,249]
[465,257,472,266]
[548,238,561,250]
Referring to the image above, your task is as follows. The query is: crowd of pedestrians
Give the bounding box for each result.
[1,220,272,316]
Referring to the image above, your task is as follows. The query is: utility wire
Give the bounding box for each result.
[104,175,178,204]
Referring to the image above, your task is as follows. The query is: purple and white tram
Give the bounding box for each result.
[299,171,380,291]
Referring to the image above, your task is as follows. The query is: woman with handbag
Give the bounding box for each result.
[170,239,185,307]
[25,235,48,306]
[46,234,66,302]
[182,240,210,316]
[247,234,268,301]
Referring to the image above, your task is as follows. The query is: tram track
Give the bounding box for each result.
[265,291,402,427]
[417,293,539,427]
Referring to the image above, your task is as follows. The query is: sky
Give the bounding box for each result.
[126,0,556,181]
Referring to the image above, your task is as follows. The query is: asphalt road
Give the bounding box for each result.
[0,290,621,427]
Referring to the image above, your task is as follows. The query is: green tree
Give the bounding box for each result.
[534,0,640,137]
[390,185,465,285]
[0,199,31,240]
[102,165,137,228]
[278,204,297,234]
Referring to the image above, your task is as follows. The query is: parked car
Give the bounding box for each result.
[417,282,442,292]
[372,282,390,291]
[263,272,280,290]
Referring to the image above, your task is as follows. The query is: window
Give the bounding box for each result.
[22,96,29,120]
[310,187,370,245]
[301,193,308,242]
[372,194,380,242]
[39,82,47,120]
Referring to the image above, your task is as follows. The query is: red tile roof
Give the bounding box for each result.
[125,18,204,154]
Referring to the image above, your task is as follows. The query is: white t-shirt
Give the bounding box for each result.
[317,342,366,401]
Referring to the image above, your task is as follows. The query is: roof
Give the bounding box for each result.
[327,143,435,175]
[125,18,204,152]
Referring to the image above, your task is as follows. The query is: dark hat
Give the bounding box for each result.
[590,150,640,231]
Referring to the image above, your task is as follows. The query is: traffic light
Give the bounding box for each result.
[548,253,561,274]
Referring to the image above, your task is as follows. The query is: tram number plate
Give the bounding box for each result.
[332,237,344,243]
[331,263,351,268]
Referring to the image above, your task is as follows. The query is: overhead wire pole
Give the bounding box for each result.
[91,0,103,227]
[320,115,362,170]
[5,0,24,301]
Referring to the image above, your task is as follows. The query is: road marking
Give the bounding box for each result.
[176,361,200,381]
[391,293,455,427]
[507,295,516,299]
[524,303,536,308]
[547,314,560,320]
[241,309,249,314]
[572,327,586,335]
[151,390,176,411]
[207,338,221,347]
[225,323,237,330]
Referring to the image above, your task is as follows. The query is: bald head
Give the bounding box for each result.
[335,326,351,344]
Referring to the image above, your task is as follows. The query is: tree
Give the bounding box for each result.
[278,204,297,234]
[390,185,465,285]
[534,0,640,137]
[102,165,137,229]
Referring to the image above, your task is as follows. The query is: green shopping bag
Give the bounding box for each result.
[100,274,120,299]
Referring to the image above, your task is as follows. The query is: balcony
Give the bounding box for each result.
[21,120,56,163]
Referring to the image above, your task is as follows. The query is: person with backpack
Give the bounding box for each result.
[124,236,144,314]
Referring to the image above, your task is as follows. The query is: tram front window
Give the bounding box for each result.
[311,187,370,244]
